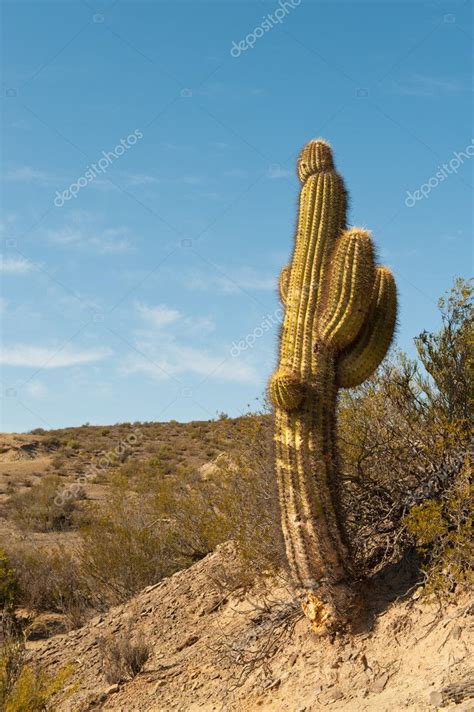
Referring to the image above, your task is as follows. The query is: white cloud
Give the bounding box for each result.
[124,344,257,383]
[125,173,160,186]
[1,345,111,368]
[123,303,249,382]
[137,303,181,328]
[186,267,275,294]
[24,381,48,398]
[136,302,215,334]
[0,255,35,274]
[4,166,56,185]
[47,226,132,254]
[267,165,291,179]
[391,74,466,97]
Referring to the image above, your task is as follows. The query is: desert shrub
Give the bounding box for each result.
[337,277,472,582]
[0,610,75,711]
[0,613,25,706]
[77,416,283,603]
[404,457,473,596]
[79,486,174,604]
[42,436,61,450]
[210,415,285,589]
[78,468,229,605]
[99,624,150,683]
[8,475,84,532]
[5,543,94,627]
[0,549,18,608]
[2,663,74,712]
[50,455,67,472]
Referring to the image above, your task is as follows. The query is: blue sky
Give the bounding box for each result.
[1,0,472,432]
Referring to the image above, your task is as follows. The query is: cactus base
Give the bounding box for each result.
[301,583,356,634]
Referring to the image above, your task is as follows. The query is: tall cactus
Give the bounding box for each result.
[269,139,397,630]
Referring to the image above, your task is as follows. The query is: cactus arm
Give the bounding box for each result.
[318,229,376,351]
[279,265,290,305]
[336,266,397,388]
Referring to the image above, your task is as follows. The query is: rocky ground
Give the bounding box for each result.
[27,542,473,712]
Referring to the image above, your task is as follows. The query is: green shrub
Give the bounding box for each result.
[404,459,473,596]
[2,662,74,712]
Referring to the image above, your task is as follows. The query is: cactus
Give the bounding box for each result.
[269,139,397,630]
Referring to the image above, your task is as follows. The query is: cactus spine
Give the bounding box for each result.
[269,139,397,628]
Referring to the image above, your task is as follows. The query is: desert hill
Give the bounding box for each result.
[0,413,472,711]
[26,541,473,711]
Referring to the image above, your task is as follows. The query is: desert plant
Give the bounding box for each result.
[0,612,25,704]
[268,139,397,629]
[2,663,74,712]
[0,550,18,609]
[0,611,74,711]
[404,454,473,596]
[99,624,150,684]
[337,277,472,578]
[8,475,84,532]
[5,543,94,627]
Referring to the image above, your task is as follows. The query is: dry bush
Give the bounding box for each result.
[337,277,472,586]
[78,466,231,605]
[7,475,84,532]
[77,414,284,604]
[99,625,150,684]
[79,482,177,605]
[2,662,73,712]
[5,543,94,627]
[0,550,18,609]
[210,414,286,590]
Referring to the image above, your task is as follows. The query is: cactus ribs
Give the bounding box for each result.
[269,140,397,631]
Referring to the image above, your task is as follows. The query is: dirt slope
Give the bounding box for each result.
[27,542,473,712]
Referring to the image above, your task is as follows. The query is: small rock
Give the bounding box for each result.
[176,634,199,651]
[371,672,389,693]
[451,625,462,640]
[288,652,298,667]
[318,687,344,704]
[149,680,166,694]
[429,690,443,706]
[105,683,119,695]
